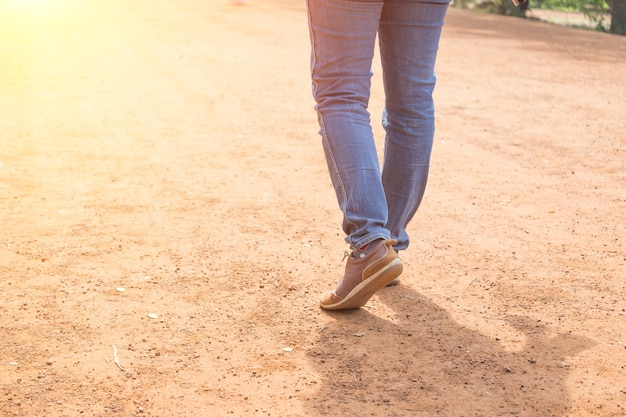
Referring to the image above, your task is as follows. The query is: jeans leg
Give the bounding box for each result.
[307,0,390,249]
[379,0,449,250]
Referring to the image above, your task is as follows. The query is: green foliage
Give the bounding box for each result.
[456,0,613,32]
[530,0,609,11]
[581,0,611,31]
[531,0,585,11]
[470,0,528,17]
[530,0,611,31]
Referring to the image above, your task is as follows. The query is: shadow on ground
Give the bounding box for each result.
[306,284,593,416]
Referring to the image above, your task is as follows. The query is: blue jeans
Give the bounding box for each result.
[307,0,449,251]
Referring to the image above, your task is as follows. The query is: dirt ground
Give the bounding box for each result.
[1,0,625,416]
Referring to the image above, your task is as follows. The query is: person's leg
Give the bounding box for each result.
[306,0,389,251]
[308,0,403,310]
[378,0,449,251]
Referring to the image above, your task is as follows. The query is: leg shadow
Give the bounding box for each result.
[305,284,594,416]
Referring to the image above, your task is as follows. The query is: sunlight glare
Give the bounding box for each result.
[11,0,52,8]
[3,0,69,15]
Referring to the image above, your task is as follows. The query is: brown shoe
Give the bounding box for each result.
[320,239,403,310]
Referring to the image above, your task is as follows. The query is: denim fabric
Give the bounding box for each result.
[307,0,449,251]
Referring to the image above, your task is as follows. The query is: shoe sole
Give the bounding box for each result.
[385,277,400,287]
[320,258,403,310]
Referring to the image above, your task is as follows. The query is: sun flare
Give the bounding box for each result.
[2,0,69,15]
[9,0,53,8]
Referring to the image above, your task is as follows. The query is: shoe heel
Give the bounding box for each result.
[346,258,403,309]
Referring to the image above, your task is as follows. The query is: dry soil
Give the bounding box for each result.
[1,0,625,416]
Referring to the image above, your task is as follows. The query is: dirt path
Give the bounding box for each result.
[1,0,625,416]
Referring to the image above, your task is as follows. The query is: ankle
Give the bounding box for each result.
[351,238,384,259]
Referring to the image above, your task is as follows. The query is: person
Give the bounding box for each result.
[306,0,450,310]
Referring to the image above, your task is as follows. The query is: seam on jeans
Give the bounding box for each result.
[306,0,317,92]
[320,114,354,233]
[307,0,358,235]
